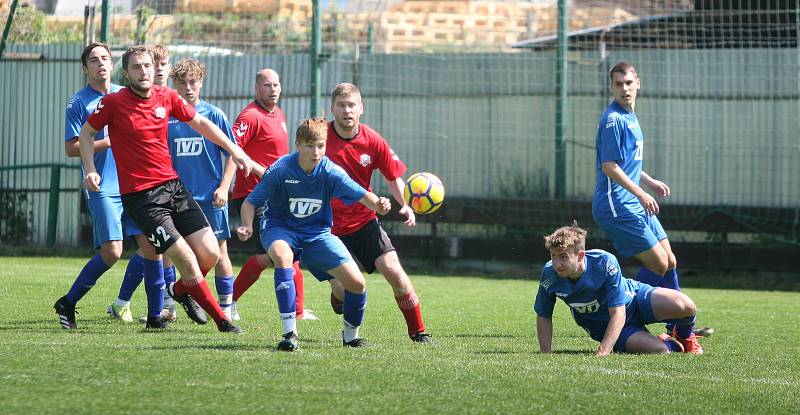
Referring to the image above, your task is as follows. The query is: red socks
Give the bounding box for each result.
[395,291,425,336]
[293,261,305,317]
[175,278,227,325]
[232,255,267,302]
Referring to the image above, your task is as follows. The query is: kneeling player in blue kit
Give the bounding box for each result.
[534,224,704,356]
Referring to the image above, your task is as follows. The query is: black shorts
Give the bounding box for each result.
[230,197,266,254]
[338,219,395,274]
[121,179,209,254]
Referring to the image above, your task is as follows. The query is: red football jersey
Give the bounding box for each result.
[87,86,196,194]
[326,121,406,236]
[231,101,289,200]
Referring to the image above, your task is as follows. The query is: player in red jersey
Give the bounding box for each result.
[78,45,250,332]
[228,69,315,321]
[326,83,430,342]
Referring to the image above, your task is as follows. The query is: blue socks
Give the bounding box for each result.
[143,258,165,318]
[635,267,661,286]
[274,268,296,314]
[659,268,680,291]
[66,254,110,304]
[117,253,145,302]
[343,290,367,328]
[215,275,234,312]
[163,265,177,287]
[673,315,696,339]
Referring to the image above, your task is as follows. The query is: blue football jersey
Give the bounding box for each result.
[64,84,123,199]
[167,100,236,207]
[246,153,367,236]
[534,249,638,341]
[592,101,645,219]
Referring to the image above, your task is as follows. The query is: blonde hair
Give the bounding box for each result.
[148,44,170,62]
[544,223,587,254]
[330,82,362,105]
[296,117,328,144]
[170,58,205,81]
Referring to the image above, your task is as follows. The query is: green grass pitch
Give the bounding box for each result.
[1,256,798,414]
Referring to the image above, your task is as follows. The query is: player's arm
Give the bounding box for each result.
[186,114,252,177]
[387,177,415,227]
[601,161,659,215]
[359,191,391,215]
[213,154,238,208]
[78,122,102,192]
[596,305,625,356]
[65,137,110,158]
[536,315,553,353]
[235,200,256,241]
[640,170,670,198]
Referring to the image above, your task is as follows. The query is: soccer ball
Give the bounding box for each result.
[404,172,445,214]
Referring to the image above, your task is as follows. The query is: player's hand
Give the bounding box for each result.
[212,187,228,208]
[398,204,416,227]
[637,192,659,216]
[232,149,252,177]
[236,225,252,241]
[595,346,612,357]
[84,172,101,193]
[646,179,671,198]
[375,197,391,215]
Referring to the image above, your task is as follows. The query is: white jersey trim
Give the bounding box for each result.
[606,177,618,218]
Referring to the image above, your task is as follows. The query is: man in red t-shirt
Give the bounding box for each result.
[228,69,314,321]
[326,83,430,342]
[78,45,251,333]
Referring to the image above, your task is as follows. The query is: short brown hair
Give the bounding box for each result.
[121,45,152,70]
[330,83,362,106]
[609,61,637,82]
[295,117,328,144]
[544,223,587,254]
[81,42,111,67]
[170,58,205,81]
[149,44,170,62]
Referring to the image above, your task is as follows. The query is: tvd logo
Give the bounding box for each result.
[289,198,323,218]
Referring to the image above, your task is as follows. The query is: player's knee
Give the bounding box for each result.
[100,242,123,264]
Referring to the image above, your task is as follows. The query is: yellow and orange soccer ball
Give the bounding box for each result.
[403,172,445,214]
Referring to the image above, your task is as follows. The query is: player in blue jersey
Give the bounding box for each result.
[534,224,704,355]
[166,58,238,320]
[591,61,712,337]
[54,42,167,329]
[236,117,392,351]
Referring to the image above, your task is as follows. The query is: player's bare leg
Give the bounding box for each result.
[624,331,679,354]
[375,251,430,342]
[650,288,703,354]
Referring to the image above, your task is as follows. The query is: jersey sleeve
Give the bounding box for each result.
[601,254,628,308]
[231,110,253,148]
[86,95,113,132]
[533,269,557,318]
[64,96,85,141]
[210,107,236,156]
[374,136,407,181]
[169,89,197,122]
[328,162,367,205]
[598,113,625,163]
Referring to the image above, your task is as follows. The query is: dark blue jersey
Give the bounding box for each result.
[64,84,123,199]
[246,153,367,236]
[592,101,645,219]
[167,100,236,207]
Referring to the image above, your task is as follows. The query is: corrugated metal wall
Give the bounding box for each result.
[1,44,798,246]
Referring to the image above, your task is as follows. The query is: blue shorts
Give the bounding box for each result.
[86,196,141,249]
[201,206,230,240]
[260,227,354,281]
[613,281,659,353]
[596,213,667,257]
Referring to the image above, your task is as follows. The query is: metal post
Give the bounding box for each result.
[310,0,322,116]
[47,165,61,248]
[100,0,110,43]
[0,0,20,61]
[554,0,568,199]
